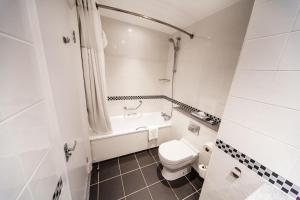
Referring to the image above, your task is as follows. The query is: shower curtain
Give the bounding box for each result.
[76,0,112,133]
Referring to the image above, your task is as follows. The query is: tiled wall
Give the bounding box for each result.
[101,16,170,116]
[201,0,300,199]
[0,0,70,199]
[163,0,254,118]
[102,1,254,119]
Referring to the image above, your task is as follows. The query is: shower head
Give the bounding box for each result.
[168,38,176,47]
[168,37,180,51]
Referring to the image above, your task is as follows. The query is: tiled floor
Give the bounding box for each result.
[89,147,204,200]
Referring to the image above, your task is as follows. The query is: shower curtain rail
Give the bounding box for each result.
[96,4,194,39]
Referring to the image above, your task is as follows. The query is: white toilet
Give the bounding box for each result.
[159,139,199,180]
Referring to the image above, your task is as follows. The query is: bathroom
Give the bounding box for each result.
[1,0,300,200]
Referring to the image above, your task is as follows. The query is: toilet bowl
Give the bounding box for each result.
[158,139,199,180]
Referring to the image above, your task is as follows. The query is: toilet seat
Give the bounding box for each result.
[159,140,197,165]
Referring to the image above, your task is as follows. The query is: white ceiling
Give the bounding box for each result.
[98,0,241,34]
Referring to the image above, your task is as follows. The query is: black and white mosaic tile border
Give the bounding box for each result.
[216,139,300,200]
[107,95,222,124]
[52,177,63,200]
[107,95,164,101]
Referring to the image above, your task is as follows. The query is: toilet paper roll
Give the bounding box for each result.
[203,142,214,153]
[198,164,207,178]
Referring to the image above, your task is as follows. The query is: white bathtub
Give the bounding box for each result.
[90,112,172,162]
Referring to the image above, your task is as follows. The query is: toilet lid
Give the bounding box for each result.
[159,140,197,165]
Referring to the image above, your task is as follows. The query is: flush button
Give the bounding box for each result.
[188,121,200,135]
[231,167,241,178]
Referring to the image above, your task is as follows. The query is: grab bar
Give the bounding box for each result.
[136,126,147,130]
[124,100,143,111]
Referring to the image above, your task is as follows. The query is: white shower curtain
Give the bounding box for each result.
[77,0,112,133]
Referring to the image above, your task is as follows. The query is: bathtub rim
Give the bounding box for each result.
[89,123,171,141]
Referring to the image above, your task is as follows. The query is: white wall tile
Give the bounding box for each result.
[17,188,33,200]
[238,34,288,70]
[288,156,300,187]
[165,0,253,118]
[200,179,227,200]
[218,119,300,179]
[200,149,265,200]
[0,157,26,200]
[294,12,300,31]
[272,71,300,110]
[230,69,276,103]
[230,70,300,110]
[0,102,51,199]
[0,102,51,157]
[0,0,32,42]
[103,17,169,116]
[0,36,43,121]
[280,31,300,70]
[247,0,300,39]
[223,97,300,149]
[105,55,166,96]
[203,1,300,200]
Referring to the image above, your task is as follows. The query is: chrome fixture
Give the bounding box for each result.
[96,4,194,39]
[161,112,171,121]
[72,30,76,43]
[62,36,70,44]
[159,78,171,82]
[169,37,181,73]
[124,100,143,111]
[136,126,147,130]
[126,112,137,116]
[64,140,77,162]
[168,37,181,118]
[231,167,241,179]
[188,121,200,135]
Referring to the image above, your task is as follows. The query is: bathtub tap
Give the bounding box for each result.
[161,112,171,121]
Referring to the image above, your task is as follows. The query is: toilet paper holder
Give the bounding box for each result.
[231,167,241,178]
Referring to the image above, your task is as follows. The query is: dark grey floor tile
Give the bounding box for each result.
[89,184,98,200]
[119,154,139,173]
[126,188,152,200]
[90,167,99,185]
[136,150,156,167]
[186,169,204,191]
[99,176,124,200]
[149,180,177,200]
[99,158,120,181]
[141,163,163,185]
[149,147,160,162]
[92,162,99,167]
[169,177,196,199]
[122,170,146,195]
[184,192,199,200]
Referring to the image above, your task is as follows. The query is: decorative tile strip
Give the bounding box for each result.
[107,95,164,101]
[107,95,221,124]
[52,177,63,200]
[216,139,300,200]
